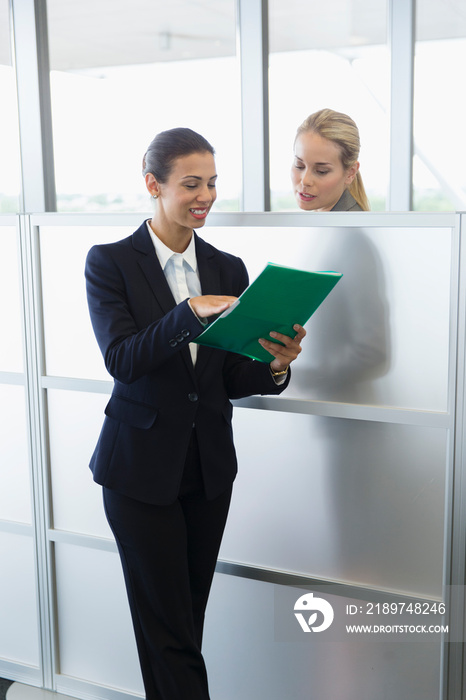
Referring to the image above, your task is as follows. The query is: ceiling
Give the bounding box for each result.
[1,0,466,70]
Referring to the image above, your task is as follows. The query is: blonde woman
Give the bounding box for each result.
[291,108,370,212]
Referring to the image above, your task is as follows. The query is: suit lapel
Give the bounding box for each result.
[195,234,221,296]
[132,222,195,376]
[132,225,222,377]
[133,222,176,314]
[194,234,221,375]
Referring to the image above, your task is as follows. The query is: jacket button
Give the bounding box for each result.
[175,333,184,343]
[169,338,177,347]
[188,393,199,402]
[182,329,190,338]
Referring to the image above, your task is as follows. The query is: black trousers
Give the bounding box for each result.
[103,431,232,700]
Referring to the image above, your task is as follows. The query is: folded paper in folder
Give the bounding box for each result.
[194,262,342,362]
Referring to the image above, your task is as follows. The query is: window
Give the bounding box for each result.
[0,0,21,213]
[268,0,389,211]
[46,0,241,212]
[413,0,466,211]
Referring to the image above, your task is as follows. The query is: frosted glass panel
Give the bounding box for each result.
[0,227,23,372]
[0,532,39,666]
[204,574,441,700]
[0,385,31,524]
[202,225,452,410]
[221,408,446,598]
[47,389,112,537]
[54,543,143,694]
[40,221,453,409]
[39,226,135,380]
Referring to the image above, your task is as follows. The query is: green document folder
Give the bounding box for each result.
[194,262,343,362]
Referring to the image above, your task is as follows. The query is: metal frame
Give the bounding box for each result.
[8,0,419,215]
[10,0,56,212]
[18,213,56,689]
[388,0,415,210]
[448,212,466,697]
[0,215,44,689]
[236,0,270,211]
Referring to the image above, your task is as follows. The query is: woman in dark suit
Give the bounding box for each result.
[291,108,370,212]
[85,127,305,700]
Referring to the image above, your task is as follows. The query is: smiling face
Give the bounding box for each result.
[146,151,217,247]
[291,131,359,212]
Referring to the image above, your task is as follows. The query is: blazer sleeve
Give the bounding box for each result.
[222,350,290,399]
[218,258,291,399]
[85,243,204,384]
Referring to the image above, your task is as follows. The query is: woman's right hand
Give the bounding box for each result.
[190,295,237,318]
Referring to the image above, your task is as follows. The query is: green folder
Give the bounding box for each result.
[194,262,342,362]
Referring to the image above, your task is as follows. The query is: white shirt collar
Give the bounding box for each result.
[146,220,197,272]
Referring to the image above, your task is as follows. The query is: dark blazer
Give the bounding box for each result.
[85,221,289,505]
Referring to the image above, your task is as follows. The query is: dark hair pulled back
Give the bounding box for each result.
[142,127,215,183]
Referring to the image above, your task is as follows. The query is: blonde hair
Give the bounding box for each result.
[296,108,370,211]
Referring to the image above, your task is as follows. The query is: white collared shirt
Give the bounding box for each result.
[146,221,202,363]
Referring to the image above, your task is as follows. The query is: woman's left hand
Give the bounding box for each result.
[258,324,307,374]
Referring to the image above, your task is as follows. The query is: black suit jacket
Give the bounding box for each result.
[85,221,289,505]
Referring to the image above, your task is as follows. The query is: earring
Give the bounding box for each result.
[152,194,158,199]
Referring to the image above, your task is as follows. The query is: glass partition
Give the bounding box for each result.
[37,214,454,603]
[0,385,31,525]
[222,408,446,598]
[0,225,23,372]
[0,219,38,680]
[39,225,133,379]
[0,533,40,667]
[0,223,31,528]
[28,211,460,699]
[203,574,442,700]
[39,218,453,410]
[54,543,142,694]
[47,389,112,537]
[201,222,452,411]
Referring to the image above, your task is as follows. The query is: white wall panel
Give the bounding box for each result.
[0,226,23,372]
[202,223,452,410]
[54,543,143,695]
[0,385,31,524]
[47,389,111,537]
[222,408,446,598]
[39,225,134,380]
[38,220,453,408]
[203,573,442,700]
[0,532,39,666]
